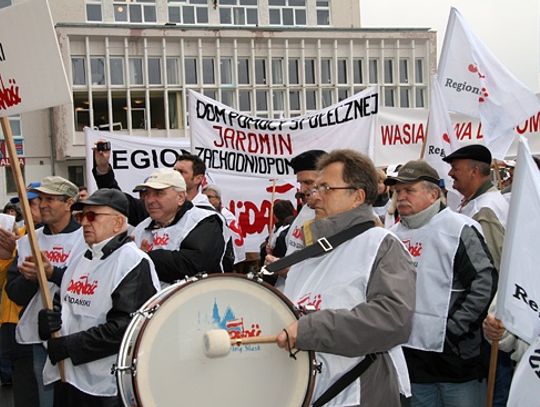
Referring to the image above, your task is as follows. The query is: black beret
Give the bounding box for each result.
[72,188,129,217]
[290,150,327,173]
[442,144,492,164]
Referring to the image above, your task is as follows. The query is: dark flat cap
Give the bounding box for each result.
[72,188,129,217]
[290,150,327,173]
[442,144,492,164]
[385,160,441,186]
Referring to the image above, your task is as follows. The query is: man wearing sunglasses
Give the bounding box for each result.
[38,188,160,406]
[132,168,227,283]
[5,176,86,407]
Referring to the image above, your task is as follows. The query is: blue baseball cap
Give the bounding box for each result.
[10,182,41,203]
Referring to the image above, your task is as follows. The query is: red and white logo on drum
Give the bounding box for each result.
[67,274,98,295]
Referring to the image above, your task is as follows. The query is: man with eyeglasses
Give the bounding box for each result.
[385,160,497,407]
[276,149,416,406]
[5,176,86,407]
[37,188,160,406]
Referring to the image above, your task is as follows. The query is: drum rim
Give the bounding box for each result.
[127,272,316,407]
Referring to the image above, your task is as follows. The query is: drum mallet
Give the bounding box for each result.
[203,329,277,358]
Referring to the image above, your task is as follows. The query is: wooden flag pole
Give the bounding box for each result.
[267,179,277,243]
[419,117,430,159]
[0,116,65,381]
[486,339,499,407]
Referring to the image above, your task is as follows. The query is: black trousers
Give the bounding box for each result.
[53,381,122,407]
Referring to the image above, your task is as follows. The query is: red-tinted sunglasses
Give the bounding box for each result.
[75,211,116,223]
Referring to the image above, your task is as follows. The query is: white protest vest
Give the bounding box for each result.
[459,189,508,229]
[133,206,225,270]
[284,227,410,406]
[222,207,246,264]
[392,208,477,352]
[507,336,540,407]
[43,241,160,396]
[16,227,85,345]
[285,205,315,255]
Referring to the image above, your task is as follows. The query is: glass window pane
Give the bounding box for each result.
[337,59,347,84]
[74,93,90,131]
[384,87,395,107]
[241,0,257,5]
[72,58,86,86]
[269,9,280,24]
[86,4,102,21]
[283,8,293,25]
[317,10,329,25]
[222,90,234,107]
[183,6,195,24]
[90,58,105,85]
[204,89,216,99]
[321,58,331,84]
[353,59,363,83]
[255,59,266,84]
[415,88,425,107]
[256,90,267,110]
[400,88,410,107]
[167,58,179,84]
[305,59,315,84]
[289,90,300,110]
[234,7,246,25]
[129,58,144,85]
[322,89,333,107]
[238,58,250,84]
[338,88,348,101]
[288,59,299,84]
[368,59,378,83]
[148,58,161,85]
[273,90,284,110]
[306,90,316,110]
[220,58,232,84]
[130,4,142,22]
[169,6,181,22]
[295,9,306,25]
[110,58,124,85]
[196,7,208,23]
[144,5,156,22]
[290,0,305,6]
[112,92,127,130]
[384,59,393,83]
[272,59,283,84]
[114,4,128,21]
[220,8,232,24]
[415,58,424,83]
[184,58,197,84]
[203,58,215,84]
[239,91,251,111]
[168,91,180,129]
[149,92,165,129]
[246,9,257,24]
[399,59,409,84]
[269,0,285,5]
[220,0,235,4]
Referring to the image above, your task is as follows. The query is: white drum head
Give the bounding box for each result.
[132,275,313,406]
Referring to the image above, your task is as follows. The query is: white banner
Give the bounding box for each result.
[507,336,540,407]
[188,88,378,178]
[438,7,540,158]
[496,137,540,344]
[0,0,71,117]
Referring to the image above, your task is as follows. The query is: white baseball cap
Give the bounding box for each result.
[133,168,186,192]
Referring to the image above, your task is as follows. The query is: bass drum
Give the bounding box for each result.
[116,273,316,407]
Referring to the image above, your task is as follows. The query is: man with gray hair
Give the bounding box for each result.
[277,149,415,406]
[385,160,497,407]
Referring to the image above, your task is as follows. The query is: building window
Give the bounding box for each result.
[114,0,156,23]
[269,0,306,26]
[110,58,124,86]
[184,58,197,84]
[220,58,233,85]
[273,90,284,111]
[399,58,409,84]
[415,87,425,108]
[320,58,331,84]
[272,58,283,84]
[338,88,348,101]
[90,57,105,85]
[222,90,234,107]
[129,58,144,85]
[306,90,317,110]
[202,58,215,85]
[0,0,12,9]
[238,58,250,85]
[219,0,258,25]
[288,59,299,85]
[255,59,267,85]
[304,58,315,84]
[239,90,251,111]
[289,90,300,111]
[5,166,22,194]
[68,166,85,189]
[72,57,86,86]
[384,87,395,107]
[368,58,378,84]
[400,88,410,107]
[353,59,363,84]
[415,58,424,83]
[384,59,393,84]
[316,0,330,25]
[321,89,333,108]
[148,58,162,85]
[168,0,209,24]
[86,0,102,22]
[337,59,347,84]
[256,90,268,111]
[167,58,179,85]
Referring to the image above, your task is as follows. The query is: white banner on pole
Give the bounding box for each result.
[0,0,71,117]
[496,137,540,344]
[188,88,378,178]
[507,336,540,407]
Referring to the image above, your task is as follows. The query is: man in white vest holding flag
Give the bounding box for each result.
[276,149,416,406]
[38,188,160,406]
[386,160,497,407]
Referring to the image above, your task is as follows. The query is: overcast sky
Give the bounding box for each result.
[360,0,540,92]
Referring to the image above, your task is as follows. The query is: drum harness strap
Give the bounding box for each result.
[259,220,378,407]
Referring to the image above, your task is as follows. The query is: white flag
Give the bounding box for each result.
[496,136,540,343]
[424,75,459,191]
[438,8,540,159]
[507,336,540,407]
